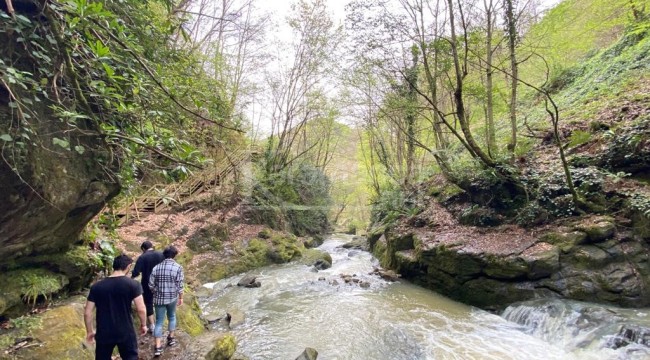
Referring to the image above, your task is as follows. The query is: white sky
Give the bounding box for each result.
[247,0,564,136]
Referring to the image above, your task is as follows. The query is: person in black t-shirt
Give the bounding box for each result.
[84,254,147,360]
[132,240,164,331]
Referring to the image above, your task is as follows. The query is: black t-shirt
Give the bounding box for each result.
[132,250,164,292]
[87,276,143,344]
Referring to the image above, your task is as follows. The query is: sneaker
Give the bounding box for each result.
[167,336,177,347]
[154,347,164,357]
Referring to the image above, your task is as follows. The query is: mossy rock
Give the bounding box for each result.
[572,216,616,243]
[177,287,206,337]
[571,245,610,266]
[187,223,229,253]
[520,243,560,280]
[540,231,587,253]
[483,255,529,280]
[17,246,99,291]
[0,268,69,317]
[387,233,415,252]
[207,333,237,360]
[267,234,303,263]
[299,249,333,266]
[372,235,390,268]
[5,299,93,360]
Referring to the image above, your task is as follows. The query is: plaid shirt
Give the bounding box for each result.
[148,259,184,305]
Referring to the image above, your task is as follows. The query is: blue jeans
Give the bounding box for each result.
[154,300,177,338]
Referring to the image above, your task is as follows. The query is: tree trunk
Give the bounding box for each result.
[505,0,518,156]
[447,0,496,167]
[485,0,496,157]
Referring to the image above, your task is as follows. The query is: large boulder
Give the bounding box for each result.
[0,297,93,360]
[373,216,650,310]
[0,3,119,306]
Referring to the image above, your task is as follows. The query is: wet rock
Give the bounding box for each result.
[359,281,371,289]
[299,249,332,267]
[318,277,326,281]
[370,268,400,282]
[226,309,245,329]
[341,236,369,251]
[313,259,331,270]
[237,275,258,287]
[329,280,339,286]
[347,250,360,257]
[246,281,261,288]
[295,347,318,360]
[609,324,650,349]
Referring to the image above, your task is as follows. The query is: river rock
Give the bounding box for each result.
[295,347,318,360]
[237,275,259,287]
[314,259,331,270]
[206,333,237,360]
[610,324,650,349]
[370,268,400,282]
[370,205,650,310]
[227,309,245,329]
[340,236,369,251]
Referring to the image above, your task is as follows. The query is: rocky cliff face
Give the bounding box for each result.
[0,0,120,316]
[370,202,650,311]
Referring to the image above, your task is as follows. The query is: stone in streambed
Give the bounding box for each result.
[313,259,331,270]
[237,275,260,287]
[295,347,318,360]
[226,309,245,329]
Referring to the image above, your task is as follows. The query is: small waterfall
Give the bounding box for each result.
[502,299,650,358]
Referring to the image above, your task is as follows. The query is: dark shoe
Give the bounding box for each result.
[154,347,163,357]
[167,336,177,347]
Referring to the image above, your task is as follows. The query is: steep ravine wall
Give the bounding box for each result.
[369,215,650,311]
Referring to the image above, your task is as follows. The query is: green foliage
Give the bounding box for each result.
[0,315,42,350]
[628,192,650,218]
[249,163,332,236]
[0,0,239,194]
[370,185,424,226]
[567,130,592,148]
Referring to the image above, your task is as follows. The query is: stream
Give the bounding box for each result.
[200,234,650,359]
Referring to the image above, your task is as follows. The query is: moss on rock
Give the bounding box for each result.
[299,249,333,266]
[540,231,587,253]
[207,333,237,360]
[1,298,93,360]
[177,287,206,337]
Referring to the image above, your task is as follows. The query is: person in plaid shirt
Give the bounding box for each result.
[148,246,184,357]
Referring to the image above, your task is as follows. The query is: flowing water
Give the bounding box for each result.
[200,234,650,360]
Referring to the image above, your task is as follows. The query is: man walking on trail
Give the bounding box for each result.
[132,240,164,332]
[149,245,185,357]
[84,254,147,360]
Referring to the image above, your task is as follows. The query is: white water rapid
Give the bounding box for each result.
[200,234,650,359]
